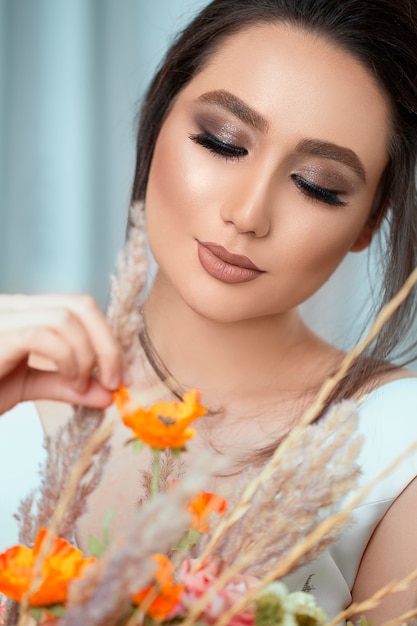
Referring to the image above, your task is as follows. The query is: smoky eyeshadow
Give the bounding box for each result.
[294,164,356,193]
[191,105,252,147]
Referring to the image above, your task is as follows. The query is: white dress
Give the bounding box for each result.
[284,377,417,619]
[1,378,417,620]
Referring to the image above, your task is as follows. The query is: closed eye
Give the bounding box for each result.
[189,131,248,160]
[291,174,348,207]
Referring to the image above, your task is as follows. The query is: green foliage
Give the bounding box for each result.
[124,438,144,454]
[28,606,65,624]
[255,592,284,626]
[29,607,42,624]
[347,616,374,626]
[295,615,321,626]
[88,509,114,558]
[46,603,66,617]
[172,528,201,551]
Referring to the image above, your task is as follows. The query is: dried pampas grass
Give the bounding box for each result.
[138,448,185,506]
[15,407,111,547]
[6,190,417,626]
[107,201,148,367]
[14,201,149,549]
[200,401,362,577]
[61,451,226,626]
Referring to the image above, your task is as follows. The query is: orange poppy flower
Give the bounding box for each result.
[188,491,228,533]
[113,388,207,449]
[0,529,95,607]
[132,554,184,620]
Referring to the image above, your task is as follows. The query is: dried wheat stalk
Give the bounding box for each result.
[208,439,417,626]
[11,202,150,626]
[16,419,115,626]
[328,563,417,626]
[16,406,110,546]
[61,450,226,626]
[199,266,417,567]
[167,268,417,626]
[199,401,362,577]
[382,605,417,626]
[107,200,148,366]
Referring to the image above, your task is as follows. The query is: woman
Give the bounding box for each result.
[2,0,417,622]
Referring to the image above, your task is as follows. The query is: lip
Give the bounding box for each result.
[197,240,264,284]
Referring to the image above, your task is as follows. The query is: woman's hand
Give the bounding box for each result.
[0,294,125,415]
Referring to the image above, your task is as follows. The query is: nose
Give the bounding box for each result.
[219,175,272,237]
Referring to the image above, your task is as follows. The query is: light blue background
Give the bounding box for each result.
[0,0,413,550]
[0,0,382,347]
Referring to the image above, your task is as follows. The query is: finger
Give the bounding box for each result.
[56,295,124,390]
[4,294,124,390]
[22,369,114,408]
[26,307,97,393]
[0,325,80,382]
[1,306,98,392]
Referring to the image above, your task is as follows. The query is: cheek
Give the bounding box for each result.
[271,206,369,290]
[146,120,215,231]
[146,128,187,219]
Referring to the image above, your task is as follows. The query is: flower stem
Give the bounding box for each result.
[152,448,161,497]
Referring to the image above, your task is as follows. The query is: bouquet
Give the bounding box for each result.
[0,385,361,626]
[1,203,417,626]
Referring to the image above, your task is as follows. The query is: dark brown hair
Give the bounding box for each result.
[130,0,417,443]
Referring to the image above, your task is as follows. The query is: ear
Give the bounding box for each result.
[350,221,375,252]
[350,186,391,253]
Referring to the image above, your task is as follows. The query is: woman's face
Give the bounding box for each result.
[145,23,390,323]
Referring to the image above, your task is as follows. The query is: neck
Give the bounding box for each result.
[142,274,325,403]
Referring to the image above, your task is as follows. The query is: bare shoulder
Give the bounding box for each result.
[307,332,417,393]
[351,474,417,623]
[359,364,417,397]
[376,364,417,384]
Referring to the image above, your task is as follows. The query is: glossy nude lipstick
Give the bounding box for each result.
[197,240,264,284]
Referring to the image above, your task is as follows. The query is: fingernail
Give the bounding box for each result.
[108,375,122,391]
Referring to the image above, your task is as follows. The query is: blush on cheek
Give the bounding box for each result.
[290,226,360,294]
[147,130,182,208]
[147,125,204,222]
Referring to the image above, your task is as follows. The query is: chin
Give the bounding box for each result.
[176,284,274,325]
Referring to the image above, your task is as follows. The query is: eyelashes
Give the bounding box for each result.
[290,174,348,207]
[189,130,348,208]
[189,131,248,160]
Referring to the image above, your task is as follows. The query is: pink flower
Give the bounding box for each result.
[177,558,260,626]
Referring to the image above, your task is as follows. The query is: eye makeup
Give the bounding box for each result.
[189,131,248,160]
[289,161,356,207]
[188,106,252,160]
[291,174,348,207]
[188,100,360,208]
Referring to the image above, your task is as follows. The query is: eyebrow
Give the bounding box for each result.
[197,89,270,134]
[295,138,367,183]
[196,90,367,182]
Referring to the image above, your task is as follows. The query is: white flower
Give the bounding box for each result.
[258,581,290,602]
[284,590,327,626]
